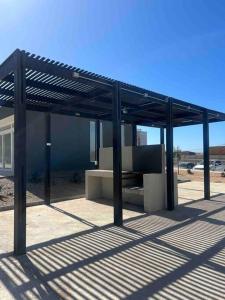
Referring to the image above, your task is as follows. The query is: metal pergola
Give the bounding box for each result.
[1,49,225,255]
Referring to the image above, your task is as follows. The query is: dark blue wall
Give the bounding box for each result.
[51,114,93,172]
[0,108,94,177]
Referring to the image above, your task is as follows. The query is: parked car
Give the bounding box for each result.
[210,162,225,171]
[210,160,222,166]
[193,160,225,171]
[193,162,204,170]
[179,162,195,170]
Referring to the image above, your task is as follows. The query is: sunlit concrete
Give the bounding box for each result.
[1,184,225,299]
[0,198,143,255]
[178,181,225,204]
[0,196,225,300]
[1,181,225,255]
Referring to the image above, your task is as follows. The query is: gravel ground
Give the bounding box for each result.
[1,168,222,209]
[0,174,85,209]
[177,168,225,183]
[0,177,45,208]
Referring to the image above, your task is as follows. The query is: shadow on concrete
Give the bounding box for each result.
[154,206,206,222]
[1,196,225,299]
[48,205,99,229]
[87,197,144,213]
[178,192,225,207]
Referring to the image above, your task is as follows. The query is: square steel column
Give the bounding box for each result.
[160,128,165,144]
[132,124,137,146]
[203,110,210,199]
[95,119,100,168]
[44,112,51,205]
[113,82,122,225]
[166,99,174,210]
[14,51,27,255]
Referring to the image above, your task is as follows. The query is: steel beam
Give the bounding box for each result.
[14,51,27,255]
[44,113,51,205]
[25,55,113,91]
[166,100,174,210]
[173,98,225,120]
[160,128,165,144]
[0,50,16,81]
[0,86,111,117]
[113,82,122,225]
[203,110,210,199]
[121,86,167,106]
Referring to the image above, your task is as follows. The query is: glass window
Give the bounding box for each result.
[0,136,2,168]
[100,122,103,148]
[90,121,96,162]
[0,126,13,170]
[121,125,125,146]
[3,133,11,168]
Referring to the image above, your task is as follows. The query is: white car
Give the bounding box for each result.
[193,163,204,171]
[210,164,225,171]
[193,160,225,171]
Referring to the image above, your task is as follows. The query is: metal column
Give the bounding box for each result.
[166,99,174,210]
[95,119,100,167]
[14,51,27,255]
[44,112,51,205]
[132,124,137,146]
[160,128,165,144]
[113,82,122,225]
[203,110,210,199]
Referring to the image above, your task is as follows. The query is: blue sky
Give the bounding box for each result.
[0,0,225,151]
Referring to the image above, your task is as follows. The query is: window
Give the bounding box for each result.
[0,136,2,168]
[90,121,96,162]
[0,125,13,170]
[121,124,125,146]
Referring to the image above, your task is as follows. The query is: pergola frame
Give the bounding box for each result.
[0,49,225,255]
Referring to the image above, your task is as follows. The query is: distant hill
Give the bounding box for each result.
[181,151,196,156]
[209,146,225,155]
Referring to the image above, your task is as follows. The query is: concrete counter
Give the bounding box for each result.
[85,169,178,212]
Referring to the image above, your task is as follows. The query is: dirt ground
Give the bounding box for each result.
[0,174,85,209]
[177,168,225,183]
[1,168,224,209]
[0,177,44,208]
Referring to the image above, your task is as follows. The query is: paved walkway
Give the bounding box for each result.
[178,181,225,204]
[1,193,225,299]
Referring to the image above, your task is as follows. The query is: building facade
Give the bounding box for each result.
[0,108,135,178]
[137,128,147,146]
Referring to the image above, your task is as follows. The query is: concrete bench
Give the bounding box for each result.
[85,170,178,212]
[85,170,137,200]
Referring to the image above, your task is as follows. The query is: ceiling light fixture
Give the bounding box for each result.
[72,72,79,78]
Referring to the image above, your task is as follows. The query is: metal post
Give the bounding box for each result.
[160,128,165,144]
[44,112,51,205]
[95,119,100,168]
[14,50,26,255]
[203,110,210,199]
[166,99,174,210]
[132,124,137,146]
[113,82,122,225]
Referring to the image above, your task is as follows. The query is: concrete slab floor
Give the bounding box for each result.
[0,183,225,299]
[0,198,143,255]
[1,180,225,255]
[178,181,225,204]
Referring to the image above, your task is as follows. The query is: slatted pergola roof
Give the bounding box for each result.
[0,49,225,127]
[1,49,224,256]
